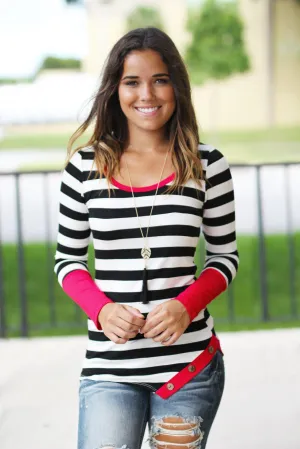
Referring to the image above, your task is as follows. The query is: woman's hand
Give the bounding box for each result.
[140,300,191,346]
[98,303,145,344]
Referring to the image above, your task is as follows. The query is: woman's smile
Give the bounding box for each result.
[134,105,162,116]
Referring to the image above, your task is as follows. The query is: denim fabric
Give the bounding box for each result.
[78,350,225,449]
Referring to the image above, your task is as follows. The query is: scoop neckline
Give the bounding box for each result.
[111,172,176,192]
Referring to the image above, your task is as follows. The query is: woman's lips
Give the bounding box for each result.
[134,106,161,116]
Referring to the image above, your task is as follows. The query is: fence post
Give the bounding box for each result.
[0,219,6,338]
[284,164,297,318]
[255,165,269,321]
[15,174,28,337]
[43,173,56,326]
[227,286,235,323]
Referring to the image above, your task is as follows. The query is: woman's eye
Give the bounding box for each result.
[125,80,138,86]
[155,78,169,84]
[124,78,169,86]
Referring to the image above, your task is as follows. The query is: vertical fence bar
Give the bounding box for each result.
[227,286,235,323]
[0,204,6,338]
[284,164,297,318]
[256,165,269,321]
[15,173,28,337]
[43,173,56,327]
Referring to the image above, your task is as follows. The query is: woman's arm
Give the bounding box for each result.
[175,148,239,321]
[54,151,113,329]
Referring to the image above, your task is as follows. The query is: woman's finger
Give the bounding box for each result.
[115,316,140,332]
[161,331,180,346]
[106,331,128,344]
[152,328,173,343]
[141,314,164,334]
[110,325,138,340]
[118,306,145,328]
[144,321,168,339]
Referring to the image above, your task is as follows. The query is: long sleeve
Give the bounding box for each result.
[54,151,91,284]
[175,148,239,321]
[202,148,239,283]
[54,151,113,328]
[62,270,113,330]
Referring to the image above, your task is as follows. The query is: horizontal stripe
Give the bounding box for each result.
[60,204,88,222]
[95,266,197,281]
[83,349,203,369]
[56,243,88,258]
[203,230,237,246]
[205,191,234,209]
[61,182,85,204]
[94,256,195,271]
[202,211,235,227]
[88,203,202,219]
[98,286,190,303]
[95,274,194,293]
[94,246,196,260]
[81,363,189,377]
[86,190,204,209]
[92,224,200,241]
[58,224,91,240]
[89,213,201,233]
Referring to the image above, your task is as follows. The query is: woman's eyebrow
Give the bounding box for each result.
[153,73,170,78]
[121,73,170,81]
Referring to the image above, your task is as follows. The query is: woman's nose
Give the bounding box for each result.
[140,83,155,101]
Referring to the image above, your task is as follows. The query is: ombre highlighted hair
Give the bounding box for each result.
[67,27,203,192]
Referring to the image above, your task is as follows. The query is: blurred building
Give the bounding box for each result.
[83,0,300,131]
[83,0,188,74]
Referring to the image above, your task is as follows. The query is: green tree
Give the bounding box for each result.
[126,5,164,32]
[40,56,81,70]
[185,0,250,85]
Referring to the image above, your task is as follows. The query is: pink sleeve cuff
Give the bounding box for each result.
[175,268,227,321]
[62,270,114,330]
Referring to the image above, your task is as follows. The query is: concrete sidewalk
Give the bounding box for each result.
[0,328,299,449]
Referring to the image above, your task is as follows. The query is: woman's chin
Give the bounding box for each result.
[132,120,168,133]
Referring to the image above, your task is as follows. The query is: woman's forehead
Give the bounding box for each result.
[122,49,168,75]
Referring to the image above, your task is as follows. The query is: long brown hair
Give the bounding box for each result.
[67,27,203,193]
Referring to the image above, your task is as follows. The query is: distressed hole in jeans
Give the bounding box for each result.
[150,416,204,449]
[98,445,129,449]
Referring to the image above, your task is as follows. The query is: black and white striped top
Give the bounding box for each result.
[54,143,239,384]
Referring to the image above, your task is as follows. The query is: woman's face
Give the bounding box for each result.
[118,49,176,134]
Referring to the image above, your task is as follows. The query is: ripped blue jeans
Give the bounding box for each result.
[78,350,225,449]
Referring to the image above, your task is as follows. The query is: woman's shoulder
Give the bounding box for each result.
[198,142,227,165]
[198,142,232,184]
[64,146,95,175]
[78,145,95,159]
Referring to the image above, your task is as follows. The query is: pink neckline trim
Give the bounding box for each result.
[111,172,176,192]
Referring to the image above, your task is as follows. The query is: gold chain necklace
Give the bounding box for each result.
[124,148,170,303]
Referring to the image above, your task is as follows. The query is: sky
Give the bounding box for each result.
[0,0,87,78]
[0,0,201,79]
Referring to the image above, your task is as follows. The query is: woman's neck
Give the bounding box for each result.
[125,128,169,154]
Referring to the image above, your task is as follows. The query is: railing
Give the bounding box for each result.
[0,162,299,337]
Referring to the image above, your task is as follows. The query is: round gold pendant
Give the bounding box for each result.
[141,247,151,259]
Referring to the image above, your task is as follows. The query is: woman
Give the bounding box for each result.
[54,27,239,449]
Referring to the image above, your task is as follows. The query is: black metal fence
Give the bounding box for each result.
[0,162,299,338]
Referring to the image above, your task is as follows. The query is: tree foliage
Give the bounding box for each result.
[126,5,164,32]
[40,56,81,70]
[185,0,250,85]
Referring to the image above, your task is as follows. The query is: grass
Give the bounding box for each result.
[1,126,300,165]
[0,132,90,151]
[2,233,300,338]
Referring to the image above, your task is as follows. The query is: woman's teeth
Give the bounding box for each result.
[136,107,159,113]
